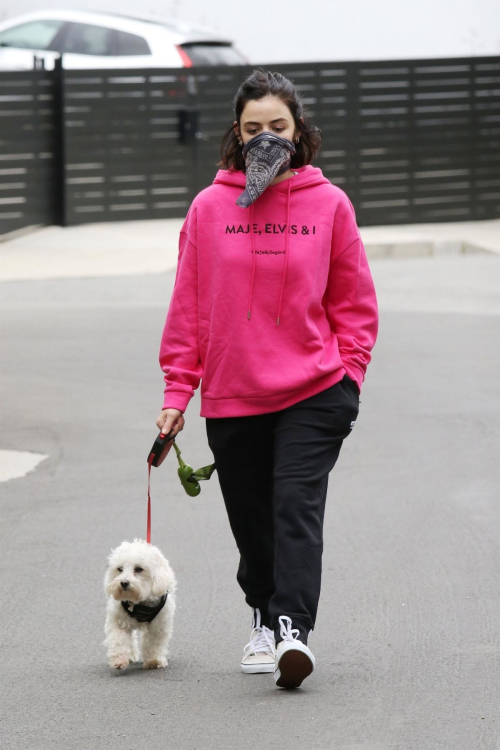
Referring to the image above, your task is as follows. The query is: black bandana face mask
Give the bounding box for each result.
[235,131,297,208]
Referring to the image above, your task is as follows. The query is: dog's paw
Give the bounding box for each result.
[110,657,130,670]
[143,659,166,670]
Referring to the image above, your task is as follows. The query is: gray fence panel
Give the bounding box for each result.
[60,65,194,224]
[0,66,61,235]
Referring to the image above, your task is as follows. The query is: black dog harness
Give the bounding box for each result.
[121,592,168,623]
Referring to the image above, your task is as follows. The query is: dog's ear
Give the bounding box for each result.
[150,554,171,598]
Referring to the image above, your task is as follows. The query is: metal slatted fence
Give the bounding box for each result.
[0,55,499,236]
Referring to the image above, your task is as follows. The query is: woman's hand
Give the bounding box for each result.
[156,408,185,439]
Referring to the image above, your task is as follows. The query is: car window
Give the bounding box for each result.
[60,22,115,56]
[115,30,150,56]
[180,44,246,66]
[0,20,65,50]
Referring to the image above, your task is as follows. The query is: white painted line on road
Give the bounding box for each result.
[0,449,49,482]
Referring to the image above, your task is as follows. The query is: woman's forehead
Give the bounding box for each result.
[241,97,291,123]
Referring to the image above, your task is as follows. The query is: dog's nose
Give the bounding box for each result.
[120,581,129,590]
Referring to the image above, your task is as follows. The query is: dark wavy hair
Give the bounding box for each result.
[217,67,322,172]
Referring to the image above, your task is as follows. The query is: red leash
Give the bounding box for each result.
[146,430,174,544]
[147,454,154,544]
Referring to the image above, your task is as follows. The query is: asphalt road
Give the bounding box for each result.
[1,253,499,750]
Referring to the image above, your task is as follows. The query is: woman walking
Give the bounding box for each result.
[156,68,379,689]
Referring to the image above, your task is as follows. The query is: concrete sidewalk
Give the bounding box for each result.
[1,217,499,282]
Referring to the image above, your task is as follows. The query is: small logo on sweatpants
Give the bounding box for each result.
[350,420,356,430]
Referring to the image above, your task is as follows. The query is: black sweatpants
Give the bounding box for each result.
[205,372,360,645]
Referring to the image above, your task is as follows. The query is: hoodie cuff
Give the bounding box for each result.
[162,391,191,414]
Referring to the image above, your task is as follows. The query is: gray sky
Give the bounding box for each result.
[1,0,498,62]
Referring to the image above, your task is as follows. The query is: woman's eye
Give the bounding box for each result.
[247,128,285,136]
[117,567,123,572]
[134,567,143,574]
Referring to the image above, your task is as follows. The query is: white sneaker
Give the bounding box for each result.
[274,615,315,688]
[240,608,276,674]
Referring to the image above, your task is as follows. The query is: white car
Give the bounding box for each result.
[0,8,250,70]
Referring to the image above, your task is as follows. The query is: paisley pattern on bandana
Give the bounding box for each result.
[236,132,297,208]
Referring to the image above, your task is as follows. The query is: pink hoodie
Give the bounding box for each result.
[159,164,379,418]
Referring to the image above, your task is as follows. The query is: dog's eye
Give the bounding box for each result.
[134,567,143,574]
[117,567,123,572]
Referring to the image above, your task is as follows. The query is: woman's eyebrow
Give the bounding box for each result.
[243,118,288,125]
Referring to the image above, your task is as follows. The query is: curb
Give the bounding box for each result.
[364,240,493,260]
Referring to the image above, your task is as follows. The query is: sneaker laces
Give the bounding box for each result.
[243,608,276,656]
[278,615,301,642]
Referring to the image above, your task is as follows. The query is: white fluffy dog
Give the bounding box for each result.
[104,539,177,670]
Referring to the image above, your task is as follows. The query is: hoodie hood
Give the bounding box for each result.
[212,163,330,194]
[212,165,332,326]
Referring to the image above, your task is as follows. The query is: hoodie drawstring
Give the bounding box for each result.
[247,178,292,327]
[247,201,256,320]
[276,179,292,326]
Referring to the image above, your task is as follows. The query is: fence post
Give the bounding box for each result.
[52,55,67,226]
[178,105,201,202]
[178,70,201,202]
[345,62,361,223]
[469,57,479,220]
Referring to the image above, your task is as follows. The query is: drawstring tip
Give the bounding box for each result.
[247,310,251,320]
[276,317,280,326]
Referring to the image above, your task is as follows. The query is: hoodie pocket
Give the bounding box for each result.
[342,373,359,399]
[341,375,360,436]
